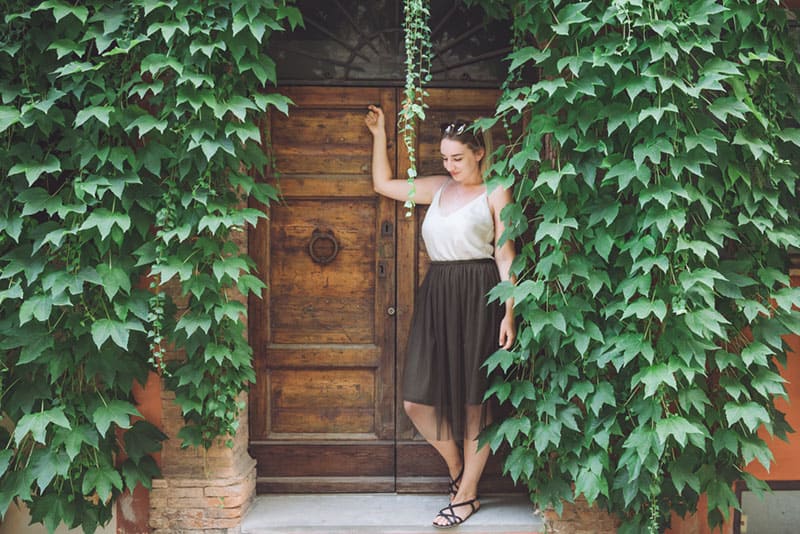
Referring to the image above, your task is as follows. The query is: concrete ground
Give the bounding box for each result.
[242,493,544,534]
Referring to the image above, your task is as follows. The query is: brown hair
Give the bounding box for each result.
[440,119,494,179]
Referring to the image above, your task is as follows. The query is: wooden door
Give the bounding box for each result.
[249,87,397,493]
[249,86,516,494]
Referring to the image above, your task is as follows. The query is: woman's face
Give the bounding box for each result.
[440,138,484,182]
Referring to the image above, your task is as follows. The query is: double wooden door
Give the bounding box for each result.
[249,86,509,493]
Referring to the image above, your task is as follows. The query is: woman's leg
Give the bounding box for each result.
[432,404,489,527]
[403,401,463,483]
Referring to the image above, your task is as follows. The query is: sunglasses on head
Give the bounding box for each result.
[440,120,471,136]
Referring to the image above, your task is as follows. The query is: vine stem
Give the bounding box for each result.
[400,0,432,216]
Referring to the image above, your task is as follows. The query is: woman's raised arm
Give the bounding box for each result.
[364,105,446,204]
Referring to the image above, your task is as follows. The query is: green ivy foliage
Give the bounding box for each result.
[0,1,300,531]
[399,0,433,213]
[472,1,800,531]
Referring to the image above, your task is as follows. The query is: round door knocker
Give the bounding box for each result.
[308,228,339,265]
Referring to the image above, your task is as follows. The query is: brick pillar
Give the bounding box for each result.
[543,498,620,534]
[149,390,256,533]
[148,227,256,533]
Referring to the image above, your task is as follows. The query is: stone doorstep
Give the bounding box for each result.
[241,493,544,534]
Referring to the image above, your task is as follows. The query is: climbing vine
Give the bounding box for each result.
[463,1,800,532]
[399,0,433,214]
[0,1,300,531]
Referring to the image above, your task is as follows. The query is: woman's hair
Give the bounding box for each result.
[440,119,494,179]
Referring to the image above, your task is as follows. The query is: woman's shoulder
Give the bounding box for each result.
[486,183,512,214]
[411,175,449,204]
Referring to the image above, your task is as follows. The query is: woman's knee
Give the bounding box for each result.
[403,400,419,417]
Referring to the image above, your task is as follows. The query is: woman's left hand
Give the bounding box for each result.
[498,313,516,349]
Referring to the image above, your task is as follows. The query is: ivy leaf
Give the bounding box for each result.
[82,464,123,502]
[121,456,160,490]
[123,421,167,462]
[91,318,130,349]
[74,105,114,127]
[13,408,71,445]
[777,128,800,147]
[622,427,660,462]
[0,449,12,478]
[64,425,100,461]
[724,402,770,432]
[534,218,578,244]
[733,129,774,160]
[237,273,267,296]
[504,446,535,483]
[669,453,701,493]
[552,2,591,35]
[509,381,537,408]
[588,382,615,416]
[252,93,293,115]
[621,298,667,321]
[499,416,533,444]
[678,388,711,416]
[18,335,54,365]
[706,478,739,515]
[79,209,131,240]
[18,294,54,325]
[140,53,184,77]
[126,114,168,137]
[8,155,62,186]
[740,437,773,471]
[212,256,249,282]
[96,264,132,300]
[574,467,606,505]
[533,420,562,454]
[43,0,88,23]
[483,349,517,374]
[213,301,247,323]
[176,311,213,336]
[685,128,726,155]
[741,342,772,367]
[684,308,730,338]
[751,368,787,399]
[147,19,190,43]
[508,46,551,71]
[708,96,748,122]
[92,400,141,437]
[632,363,677,398]
[485,377,513,404]
[0,105,20,132]
[655,416,705,447]
[30,448,69,492]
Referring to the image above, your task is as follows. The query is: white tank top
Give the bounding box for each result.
[421,181,495,262]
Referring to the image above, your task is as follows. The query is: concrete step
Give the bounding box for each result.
[241,493,544,534]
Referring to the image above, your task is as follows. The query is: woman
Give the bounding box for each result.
[364,105,516,528]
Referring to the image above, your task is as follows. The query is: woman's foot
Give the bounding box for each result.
[432,498,480,529]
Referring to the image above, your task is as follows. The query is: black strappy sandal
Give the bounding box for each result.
[447,466,463,499]
[432,498,480,529]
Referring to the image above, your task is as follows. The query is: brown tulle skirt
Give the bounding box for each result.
[402,258,504,440]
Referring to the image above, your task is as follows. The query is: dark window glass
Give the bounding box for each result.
[270,0,512,86]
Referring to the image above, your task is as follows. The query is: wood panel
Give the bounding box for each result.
[249,86,397,492]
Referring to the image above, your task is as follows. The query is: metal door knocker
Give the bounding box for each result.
[308,228,339,264]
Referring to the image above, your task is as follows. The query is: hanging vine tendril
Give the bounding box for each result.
[400,0,432,216]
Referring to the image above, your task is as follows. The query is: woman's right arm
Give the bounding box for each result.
[364,105,446,204]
